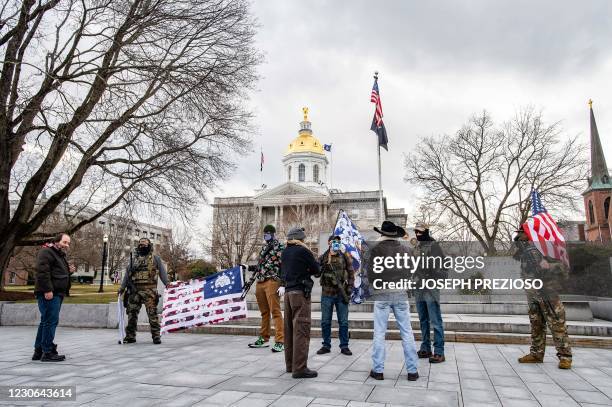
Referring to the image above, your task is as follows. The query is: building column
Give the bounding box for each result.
[318,204,322,223]
[274,205,278,226]
[279,206,284,230]
[323,205,328,223]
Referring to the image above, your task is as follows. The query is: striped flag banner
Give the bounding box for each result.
[523,190,570,266]
[161,266,247,334]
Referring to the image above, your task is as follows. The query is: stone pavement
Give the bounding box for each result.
[0,327,611,407]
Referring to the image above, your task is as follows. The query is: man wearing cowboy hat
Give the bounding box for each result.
[367,220,419,381]
[413,222,446,364]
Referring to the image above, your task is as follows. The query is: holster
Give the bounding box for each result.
[301,278,314,299]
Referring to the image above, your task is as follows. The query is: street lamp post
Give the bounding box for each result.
[98,234,108,293]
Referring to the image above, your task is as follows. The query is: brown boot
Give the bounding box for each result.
[518,354,543,363]
[558,359,572,369]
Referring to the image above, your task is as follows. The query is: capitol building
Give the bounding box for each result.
[211,108,407,264]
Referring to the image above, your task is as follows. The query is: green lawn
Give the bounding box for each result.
[5,283,120,304]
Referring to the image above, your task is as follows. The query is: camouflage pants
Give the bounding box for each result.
[125,287,160,340]
[527,293,572,360]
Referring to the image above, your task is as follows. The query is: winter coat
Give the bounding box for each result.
[34,246,70,297]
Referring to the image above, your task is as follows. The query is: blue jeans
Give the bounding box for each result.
[34,294,63,353]
[372,301,418,374]
[320,294,349,349]
[416,299,445,356]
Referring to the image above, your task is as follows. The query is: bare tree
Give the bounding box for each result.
[0,0,261,288]
[208,205,260,269]
[405,108,588,254]
[282,204,332,250]
[158,229,191,282]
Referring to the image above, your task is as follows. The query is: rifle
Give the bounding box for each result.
[240,271,256,300]
[240,243,276,299]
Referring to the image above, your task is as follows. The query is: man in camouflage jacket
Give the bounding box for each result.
[514,228,572,369]
[316,235,354,356]
[247,225,285,352]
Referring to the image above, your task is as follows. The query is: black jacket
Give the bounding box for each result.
[35,246,70,296]
[281,243,321,293]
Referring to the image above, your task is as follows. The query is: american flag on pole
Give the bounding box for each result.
[522,190,570,266]
[161,266,247,334]
[333,210,370,304]
[370,74,388,151]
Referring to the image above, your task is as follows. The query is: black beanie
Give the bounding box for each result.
[263,224,276,233]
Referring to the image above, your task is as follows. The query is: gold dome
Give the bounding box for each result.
[285,107,325,155]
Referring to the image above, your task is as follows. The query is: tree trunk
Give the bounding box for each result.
[0,234,17,290]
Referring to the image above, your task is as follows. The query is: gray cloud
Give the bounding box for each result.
[195,0,612,235]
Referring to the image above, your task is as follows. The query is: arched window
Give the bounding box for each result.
[313,165,319,182]
[588,200,595,224]
[605,197,611,222]
[298,164,305,182]
[287,166,292,182]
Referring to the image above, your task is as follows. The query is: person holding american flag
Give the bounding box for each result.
[513,190,572,369]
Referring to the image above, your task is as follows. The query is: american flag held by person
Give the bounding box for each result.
[522,190,570,266]
[161,266,247,334]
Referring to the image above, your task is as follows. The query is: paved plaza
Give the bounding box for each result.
[0,327,611,406]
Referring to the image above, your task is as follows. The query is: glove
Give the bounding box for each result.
[277,286,285,297]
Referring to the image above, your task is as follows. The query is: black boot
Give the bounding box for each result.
[123,337,136,344]
[153,337,161,344]
[32,347,42,361]
[51,343,65,359]
[41,352,65,362]
[292,368,318,379]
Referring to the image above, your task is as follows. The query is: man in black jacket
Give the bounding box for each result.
[33,233,73,362]
[281,227,320,379]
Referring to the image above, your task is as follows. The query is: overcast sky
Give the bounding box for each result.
[193,0,612,238]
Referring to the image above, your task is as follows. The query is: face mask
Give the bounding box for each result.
[331,241,341,252]
[264,233,273,242]
[138,244,151,255]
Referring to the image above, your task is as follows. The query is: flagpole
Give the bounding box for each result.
[378,142,383,223]
[260,146,263,188]
[330,148,334,189]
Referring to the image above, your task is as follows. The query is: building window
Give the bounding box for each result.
[9,272,16,284]
[605,197,611,222]
[588,200,595,224]
[313,165,319,183]
[350,209,360,219]
[288,166,292,181]
[298,164,305,182]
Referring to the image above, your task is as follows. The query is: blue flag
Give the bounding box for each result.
[333,210,369,304]
[323,144,332,152]
[203,266,243,299]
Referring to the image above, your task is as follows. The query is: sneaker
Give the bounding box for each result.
[429,354,445,363]
[271,342,284,352]
[292,368,317,379]
[316,347,331,355]
[123,337,136,344]
[248,336,269,348]
[32,348,42,361]
[417,350,432,359]
[41,353,65,362]
[340,348,353,356]
[558,359,572,369]
[518,353,543,363]
[153,338,162,344]
[407,372,419,381]
[369,370,384,380]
